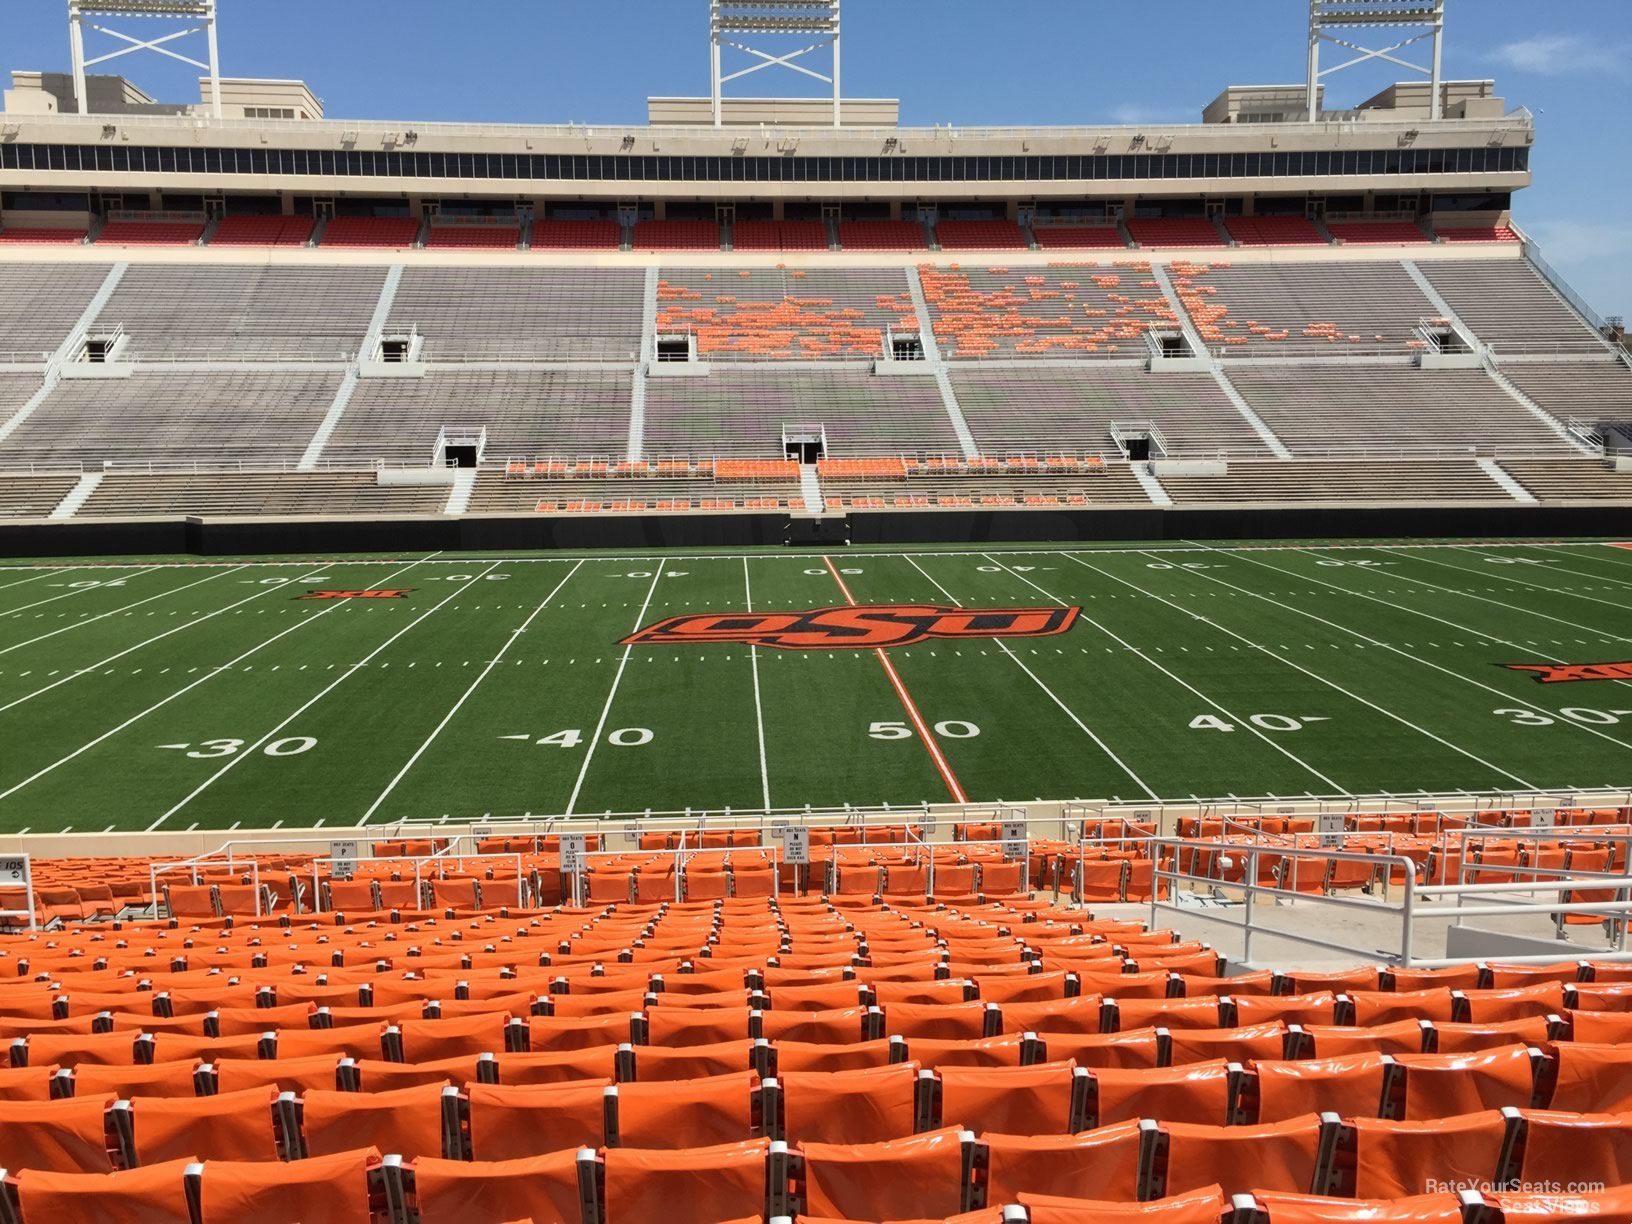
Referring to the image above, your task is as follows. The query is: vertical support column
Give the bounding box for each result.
[69,2,89,117]
[1305,0,1320,120]
[205,0,223,120]
[831,0,841,128]
[710,0,723,129]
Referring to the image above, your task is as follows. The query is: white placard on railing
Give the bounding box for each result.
[1533,808,1557,830]
[1317,812,1345,847]
[1001,821,1027,861]
[781,827,809,865]
[559,834,587,873]
[328,840,359,880]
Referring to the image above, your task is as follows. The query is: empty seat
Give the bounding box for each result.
[196,1146,382,1224]
[1348,1111,1509,1199]
[938,1061,1078,1136]
[797,1126,972,1222]
[1545,1042,1632,1112]
[614,1070,758,1149]
[981,1123,1145,1202]
[413,1149,588,1224]
[1090,1060,1235,1126]
[13,1158,196,1224]
[1393,1046,1536,1118]
[299,1083,450,1159]
[1152,1115,1328,1198]
[603,1137,771,1224]
[1512,1108,1632,1187]
[466,1079,610,1158]
[118,1087,279,1165]
[1254,1052,1388,1123]
[779,1063,918,1145]
[0,1096,115,1173]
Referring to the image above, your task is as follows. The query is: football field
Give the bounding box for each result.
[2,539,1631,835]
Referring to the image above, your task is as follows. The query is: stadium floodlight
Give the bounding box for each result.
[710,0,841,128]
[1306,0,1446,121]
[67,0,223,120]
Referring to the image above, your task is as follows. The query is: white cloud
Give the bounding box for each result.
[1108,103,1194,125]
[1490,34,1626,75]
[1523,218,1632,264]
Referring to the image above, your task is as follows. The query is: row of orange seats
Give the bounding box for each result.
[3,1112,1632,1222]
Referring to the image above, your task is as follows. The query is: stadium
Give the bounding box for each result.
[0,0,1631,1219]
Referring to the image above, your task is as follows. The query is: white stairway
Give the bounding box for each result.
[799,464,825,512]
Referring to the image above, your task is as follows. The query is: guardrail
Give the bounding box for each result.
[1148,833,1632,969]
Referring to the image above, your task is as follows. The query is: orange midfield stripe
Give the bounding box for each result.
[822,555,970,805]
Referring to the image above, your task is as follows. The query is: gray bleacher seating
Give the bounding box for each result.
[76,472,452,518]
[1224,363,1573,454]
[388,267,645,362]
[1175,261,1436,355]
[91,265,387,360]
[0,475,79,518]
[1498,360,1632,424]
[951,367,1268,456]
[325,369,635,464]
[0,370,343,468]
[1157,459,1512,505]
[1419,261,1608,354]
[0,264,112,358]
[643,368,959,457]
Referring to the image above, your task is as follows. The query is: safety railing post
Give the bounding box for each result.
[1242,848,1257,965]
[1400,866,1416,968]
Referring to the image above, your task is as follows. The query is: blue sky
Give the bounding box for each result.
[5,0,1627,316]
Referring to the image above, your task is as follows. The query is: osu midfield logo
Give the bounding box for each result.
[1503,661,1632,684]
[622,604,1080,651]
[299,589,413,600]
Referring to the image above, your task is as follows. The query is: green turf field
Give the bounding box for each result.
[2,539,1631,835]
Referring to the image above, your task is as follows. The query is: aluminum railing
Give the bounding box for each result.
[1149,833,1632,968]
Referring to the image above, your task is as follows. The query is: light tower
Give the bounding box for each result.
[1306,0,1446,120]
[68,0,223,119]
[710,0,841,128]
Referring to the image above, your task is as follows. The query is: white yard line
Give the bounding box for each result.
[0,559,429,805]
[1068,551,1541,790]
[1530,543,1632,574]
[904,554,1160,801]
[0,568,76,595]
[565,562,666,817]
[976,554,1349,797]
[7,540,1610,570]
[0,564,252,664]
[355,560,586,827]
[1439,544,1632,602]
[0,574,134,618]
[743,557,771,814]
[152,562,512,832]
[1215,546,1632,748]
[1332,547,1632,645]
[1172,546,1632,765]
